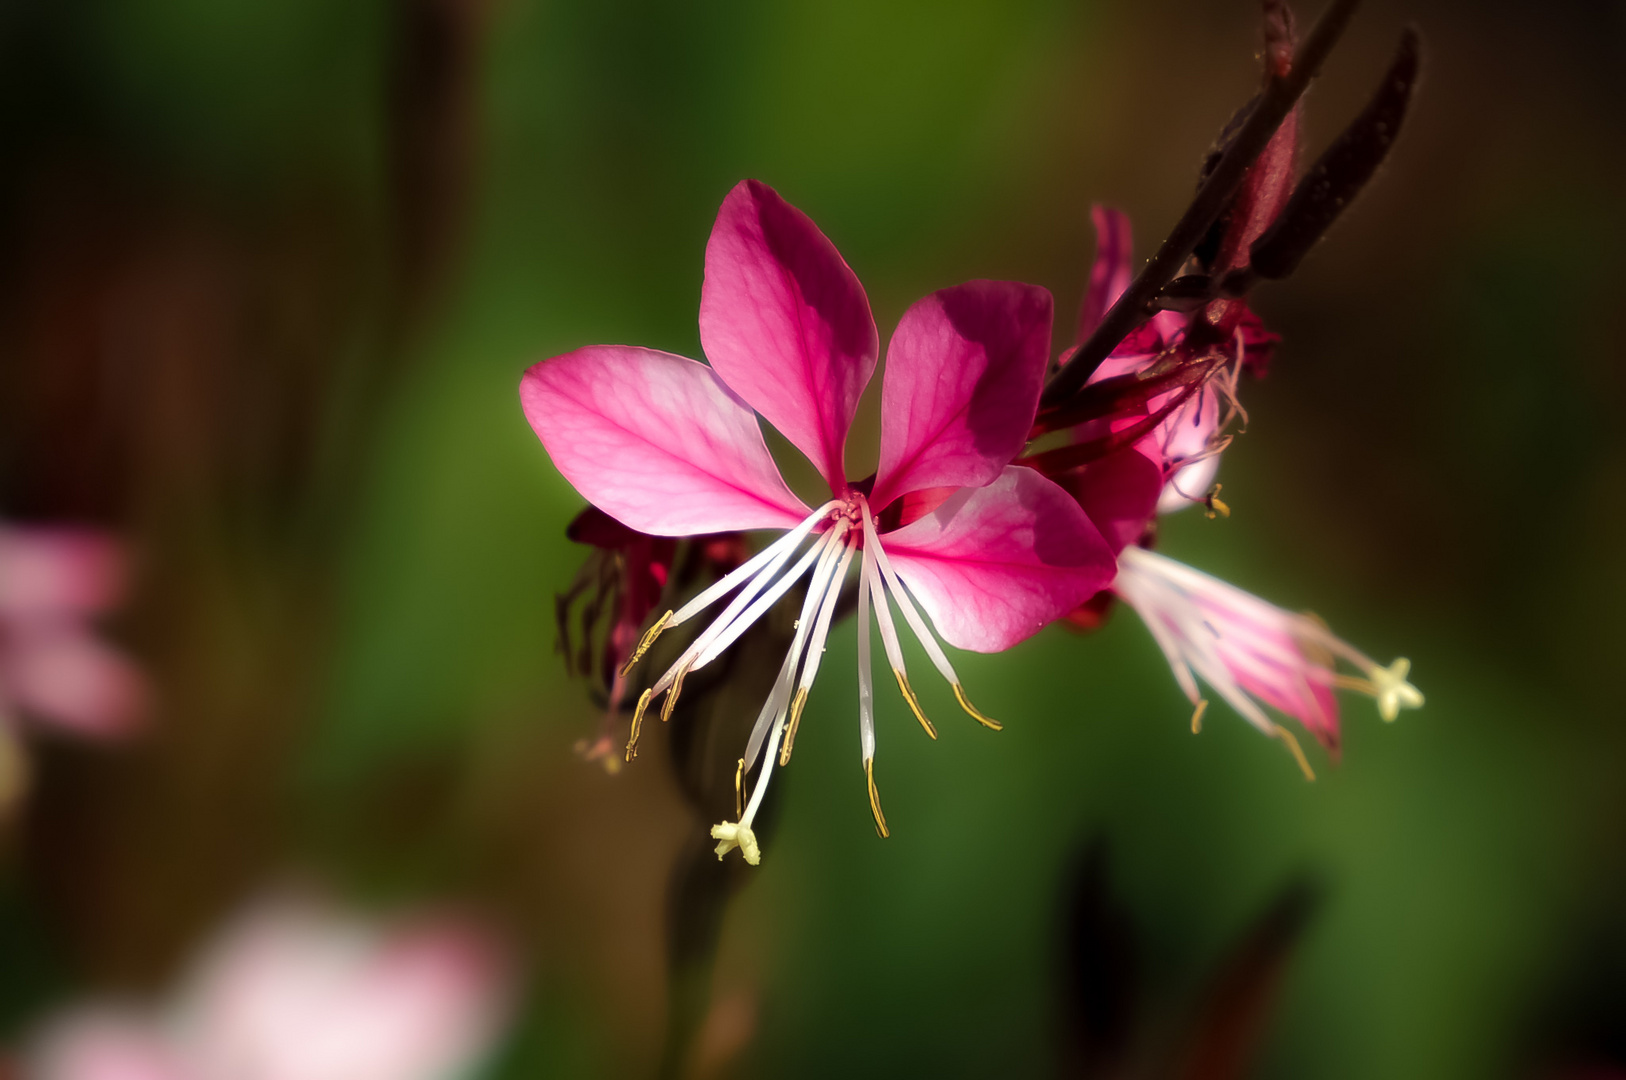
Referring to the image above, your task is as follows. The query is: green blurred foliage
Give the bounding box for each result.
[2,0,1623,1077]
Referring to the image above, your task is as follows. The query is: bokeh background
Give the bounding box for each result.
[1,0,1623,1076]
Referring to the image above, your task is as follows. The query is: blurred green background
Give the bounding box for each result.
[1,0,1623,1076]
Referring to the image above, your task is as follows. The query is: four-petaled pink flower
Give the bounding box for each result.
[0,524,147,803]
[27,898,512,1080]
[521,179,1113,863]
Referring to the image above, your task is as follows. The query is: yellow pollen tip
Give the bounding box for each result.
[1275,725,1316,782]
[865,758,890,839]
[734,757,745,819]
[952,683,1002,731]
[618,609,672,678]
[892,670,937,740]
[660,662,691,723]
[1205,484,1231,519]
[1191,698,1208,734]
[625,688,654,762]
[779,687,810,766]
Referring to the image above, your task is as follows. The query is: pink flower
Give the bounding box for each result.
[0,525,147,803]
[28,899,512,1080]
[521,179,1114,862]
[1113,544,1422,773]
[1063,207,1279,518]
[1046,208,1420,770]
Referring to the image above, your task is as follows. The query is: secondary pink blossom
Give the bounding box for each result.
[1047,209,1420,769]
[522,179,1114,861]
[1065,207,1279,518]
[1113,545,1421,769]
[27,899,512,1080]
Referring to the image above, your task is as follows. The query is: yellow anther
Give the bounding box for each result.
[625,688,654,762]
[1204,483,1231,519]
[952,683,1003,731]
[779,686,810,766]
[865,758,890,839]
[710,820,760,865]
[618,609,672,678]
[660,661,691,723]
[734,756,745,819]
[892,670,937,740]
[1274,725,1316,782]
[1190,698,1208,734]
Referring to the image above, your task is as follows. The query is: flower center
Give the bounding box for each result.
[618,494,1002,866]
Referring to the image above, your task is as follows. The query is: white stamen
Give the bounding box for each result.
[668,501,840,628]
[794,535,856,698]
[650,521,835,701]
[691,519,850,673]
[741,524,850,768]
[859,501,961,686]
[714,521,861,866]
[857,548,876,762]
[649,505,836,694]
[861,542,907,677]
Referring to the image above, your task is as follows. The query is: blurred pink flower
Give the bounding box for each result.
[0,524,147,803]
[0,525,145,740]
[28,899,512,1080]
[521,178,1113,862]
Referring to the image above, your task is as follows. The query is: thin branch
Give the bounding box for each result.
[1039,0,1364,411]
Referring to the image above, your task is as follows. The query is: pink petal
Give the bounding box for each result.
[870,281,1053,511]
[1075,206,1133,345]
[520,345,809,536]
[882,466,1115,653]
[1050,447,1162,555]
[2,625,148,738]
[700,180,877,494]
[0,526,127,619]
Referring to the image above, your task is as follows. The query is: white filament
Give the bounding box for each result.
[859,500,961,687]
[857,547,876,763]
[668,501,841,628]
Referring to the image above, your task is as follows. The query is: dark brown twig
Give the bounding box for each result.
[1039,0,1364,412]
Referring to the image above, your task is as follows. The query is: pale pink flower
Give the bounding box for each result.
[0,525,146,803]
[521,179,1114,861]
[1112,543,1421,775]
[28,900,511,1080]
[0,525,145,739]
[1042,205,1420,770]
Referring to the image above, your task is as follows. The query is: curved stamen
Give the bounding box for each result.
[668,501,841,631]
[860,549,936,739]
[857,547,876,764]
[712,521,858,865]
[780,535,857,765]
[741,526,849,769]
[690,520,850,674]
[859,501,1001,731]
